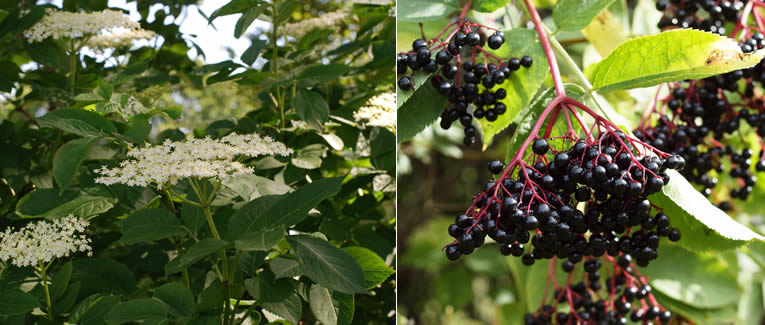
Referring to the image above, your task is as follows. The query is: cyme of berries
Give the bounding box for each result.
[655,0,746,34]
[523,257,672,324]
[444,135,684,266]
[397,22,533,146]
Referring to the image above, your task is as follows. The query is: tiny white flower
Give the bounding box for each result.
[94,133,293,188]
[354,92,395,132]
[0,216,92,268]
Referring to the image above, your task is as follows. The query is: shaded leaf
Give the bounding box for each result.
[288,235,367,294]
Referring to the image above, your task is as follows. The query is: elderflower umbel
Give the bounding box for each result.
[25,9,142,43]
[0,216,92,268]
[354,92,396,132]
[94,133,293,188]
[283,8,351,39]
[87,29,156,53]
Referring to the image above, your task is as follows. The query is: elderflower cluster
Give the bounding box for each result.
[354,92,396,132]
[25,9,142,43]
[94,133,293,188]
[283,8,351,39]
[0,216,92,268]
[87,29,156,53]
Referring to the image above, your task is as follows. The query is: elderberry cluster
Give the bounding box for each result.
[396,28,533,145]
[444,133,685,268]
[655,0,745,34]
[524,258,671,324]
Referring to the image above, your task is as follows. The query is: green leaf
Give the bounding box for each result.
[473,0,511,12]
[397,0,458,22]
[641,244,740,309]
[52,280,81,314]
[234,4,267,38]
[37,108,117,137]
[196,280,225,313]
[50,261,73,301]
[154,282,195,317]
[343,246,395,289]
[68,294,120,325]
[244,273,301,324]
[553,0,616,32]
[291,143,327,169]
[16,189,116,219]
[210,0,263,21]
[53,137,99,193]
[297,64,350,84]
[371,129,395,174]
[104,298,168,325]
[0,289,40,316]
[234,227,285,251]
[241,38,267,65]
[226,177,344,238]
[120,208,187,244]
[294,88,330,129]
[161,106,183,120]
[476,28,549,150]
[287,235,367,294]
[72,258,136,296]
[309,285,354,325]
[591,29,765,91]
[397,73,446,143]
[648,170,764,251]
[270,257,304,278]
[177,239,229,270]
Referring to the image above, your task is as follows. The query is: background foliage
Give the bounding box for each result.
[0,0,396,324]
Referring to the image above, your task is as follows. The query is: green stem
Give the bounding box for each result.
[38,262,53,320]
[271,0,285,129]
[68,39,78,95]
[189,179,230,324]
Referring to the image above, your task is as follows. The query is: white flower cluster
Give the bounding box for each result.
[25,9,153,48]
[121,96,150,118]
[283,8,351,39]
[0,216,92,268]
[354,92,396,132]
[94,133,293,188]
[87,29,156,53]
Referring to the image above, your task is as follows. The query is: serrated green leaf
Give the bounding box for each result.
[37,108,117,137]
[234,227,285,251]
[176,239,229,270]
[154,282,195,317]
[234,4,267,38]
[270,257,304,278]
[210,0,263,21]
[343,246,394,289]
[72,258,136,296]
[592,29,765,91]
[53,137,99,193]
[640,244,740,309]
[0,289,40,316]
[50,262,73,301]
[473,0,511,12]
[649,169,764,251]
[397,0,458,22]
[52,280,80,314]
[294,88,330,129]
[225,177,343,239]
[477,28,549,150]
[288,235,368,294]
[104,298,167,325]
[16,190,115,220]
[120,208,187,244]
[68,294,120,325]
[241,38,267,65]
[297,64,350,84]
[244,273,301,324]
[397,73,446,143]
[309,285,353,325]
[553,0,616,32]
